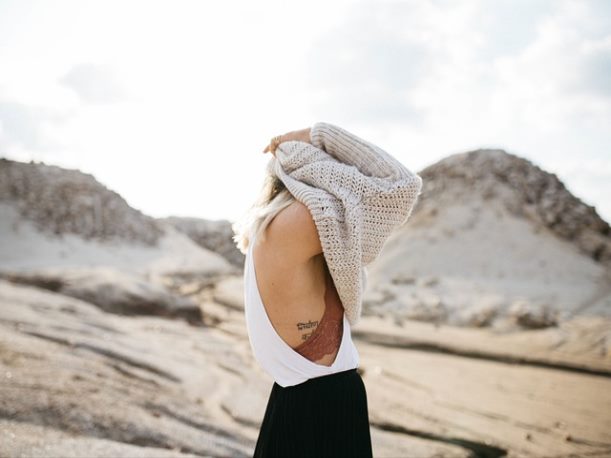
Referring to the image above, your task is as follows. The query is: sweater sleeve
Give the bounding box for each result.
[309,121,423,204]
[271,122,423,299]
[310,122,419,184]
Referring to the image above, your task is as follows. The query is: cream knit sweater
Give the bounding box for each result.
[267,122,423,325]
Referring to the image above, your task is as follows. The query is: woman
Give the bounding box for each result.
[233,122,423,458]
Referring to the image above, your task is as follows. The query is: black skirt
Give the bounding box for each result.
[253,367,373,458]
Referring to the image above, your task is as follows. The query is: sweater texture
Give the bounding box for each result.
[267,122,423,325]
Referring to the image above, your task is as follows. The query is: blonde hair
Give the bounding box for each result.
[232,171,296,255]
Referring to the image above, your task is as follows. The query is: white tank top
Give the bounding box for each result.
[243,233,360,387]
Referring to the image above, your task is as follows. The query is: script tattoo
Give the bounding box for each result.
[297,320,319,342]
[297,319,318,331]
[301,331,315,341]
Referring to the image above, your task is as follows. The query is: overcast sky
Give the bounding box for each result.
[1,0,610,224]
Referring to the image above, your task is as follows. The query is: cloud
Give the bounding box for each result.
[305,0,611,127]
[0,62,125,157]
[0,101,67,154]
[473,0,556,58]
[58,63,125,104]
[579,38,611,97]
[302,0,560,125]
[489,0,611,133]
[304,1,438,124]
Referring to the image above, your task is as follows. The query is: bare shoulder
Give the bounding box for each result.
[266,200,323,264]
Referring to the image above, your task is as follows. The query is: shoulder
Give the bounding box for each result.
[283,200,316,231]
[266,200,323,263]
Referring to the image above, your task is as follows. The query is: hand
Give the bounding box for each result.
[262,127,312,156]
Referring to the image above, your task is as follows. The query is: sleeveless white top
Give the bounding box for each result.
[243,233,360,387]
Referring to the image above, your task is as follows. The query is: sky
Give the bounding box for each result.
[0,0,610,224]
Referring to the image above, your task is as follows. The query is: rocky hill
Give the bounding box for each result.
[417,148,610,264]
[0,157,235,323]
[0,157,165,245]
[160,216,245,268]
[364,149,611,329]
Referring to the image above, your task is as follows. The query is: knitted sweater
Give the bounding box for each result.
[267,122,423,325]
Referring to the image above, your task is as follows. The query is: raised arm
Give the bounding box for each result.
[309,122,417,183]
[271,121,422,201]
[268,122,423,322]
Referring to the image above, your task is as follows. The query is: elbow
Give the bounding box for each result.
[396,174,423,219]
[397,171,423,196]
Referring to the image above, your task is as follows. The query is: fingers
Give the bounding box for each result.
[262,143,276,156]
[264,130,306,155]
[263,134,282,154]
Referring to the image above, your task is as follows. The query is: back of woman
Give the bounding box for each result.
[235,122,423,458]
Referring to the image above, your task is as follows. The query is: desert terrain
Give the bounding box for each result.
[1,152,610,457]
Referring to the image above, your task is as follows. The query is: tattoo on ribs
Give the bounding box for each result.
[297,319,319,331]
[297,320,319,342]
[301,331,315,341]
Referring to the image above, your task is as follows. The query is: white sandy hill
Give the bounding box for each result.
[0,157,235,317]
[365,148,611,329]
[159,216,245,269]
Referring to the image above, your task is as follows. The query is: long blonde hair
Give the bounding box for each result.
[232,170,296,255]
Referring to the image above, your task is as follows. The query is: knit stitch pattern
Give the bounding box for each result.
[267,122,423,325]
